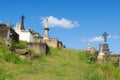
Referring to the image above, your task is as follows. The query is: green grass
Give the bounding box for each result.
[96,63,120,80]
[0,45,21,63]
[0,47,120,80]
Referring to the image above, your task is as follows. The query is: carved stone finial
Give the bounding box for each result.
[21,15,25,30]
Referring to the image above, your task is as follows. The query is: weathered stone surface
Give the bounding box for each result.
[97,52,105,61]
[43,18,49,40]
[102,43,109,53]
[0,24,19,42]
[90,47,96,54]
[27,42,49,55]
[15,49,28,55]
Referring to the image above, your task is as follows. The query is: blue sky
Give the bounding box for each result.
[0,0,120,53]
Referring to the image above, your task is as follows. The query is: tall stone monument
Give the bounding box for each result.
[43,18,49,40]
[21,15,25,30]
[102,32,109,53]
[87,42,91,51]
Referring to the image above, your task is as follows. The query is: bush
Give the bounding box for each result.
[28,49,34,55]
[0,47,20,64]
[0,39,4,45]
[11,40,27,49]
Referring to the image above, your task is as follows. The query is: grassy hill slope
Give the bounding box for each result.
[0,47,120,80]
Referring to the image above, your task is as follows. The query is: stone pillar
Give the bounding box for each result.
[43,18,49,40]
[21,15,25,30]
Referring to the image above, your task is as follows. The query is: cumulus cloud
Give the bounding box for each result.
[108,35,119,39]
[81,34,120,43]
[0,20,2,23]
[89,36,104,42]
[81,39,87,42]
[81,36,104,42]
[41,16,79,28]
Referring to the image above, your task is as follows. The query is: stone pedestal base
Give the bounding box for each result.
[102,43,109,53]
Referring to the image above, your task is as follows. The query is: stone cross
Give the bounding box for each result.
[21,15,25,30]
[103,32,108,42]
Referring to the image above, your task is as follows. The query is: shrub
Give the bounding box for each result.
[28,49,34,56]
[0,39,4,45]
[0,45,20,64]
[11,40,27,49]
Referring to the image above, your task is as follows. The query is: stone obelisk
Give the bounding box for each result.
[43,18,49,40]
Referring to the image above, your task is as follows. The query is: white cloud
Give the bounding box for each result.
[108,35,119,39]
[81,39,87,42]
[81,34,120,43]
[41,16,79,28]
[89,36,104,42]
[0,20,2,23]
[81,36,104,43]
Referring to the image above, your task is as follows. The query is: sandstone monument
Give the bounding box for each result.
[13,16,65,55]
[0,23,19,42]
[0,15,65,56]
[43,18,49,40]
[14,16,65,48]
[41,18,65,48]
